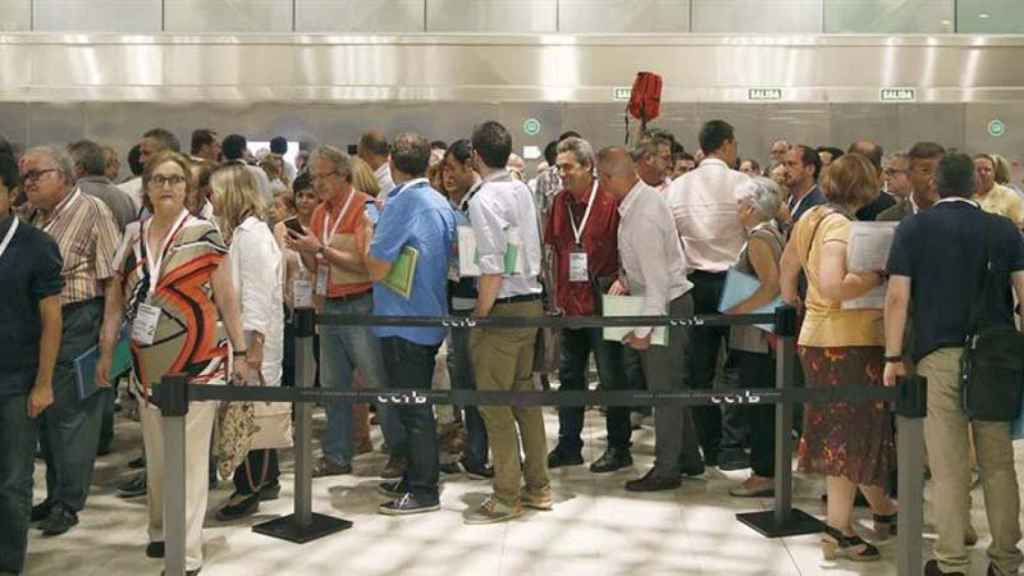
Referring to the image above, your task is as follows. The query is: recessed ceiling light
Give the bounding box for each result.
[978,13,991,19]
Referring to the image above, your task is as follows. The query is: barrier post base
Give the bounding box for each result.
[252,513,353,544]
[735,509,824,538]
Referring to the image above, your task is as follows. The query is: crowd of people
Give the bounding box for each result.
[1,118,1023,576]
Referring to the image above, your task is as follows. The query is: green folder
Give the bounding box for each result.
[73,328,133,400]
[382,245,419,299]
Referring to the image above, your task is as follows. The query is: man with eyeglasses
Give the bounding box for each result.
[20,146,121,537]
[879,142,946,223]
[882,152,913,201]
[286,145,408,481]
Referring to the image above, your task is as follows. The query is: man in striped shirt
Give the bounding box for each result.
[21,146,121,536]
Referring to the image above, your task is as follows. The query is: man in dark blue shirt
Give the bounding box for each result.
[885,153,1024,576]
[0,152,64,575]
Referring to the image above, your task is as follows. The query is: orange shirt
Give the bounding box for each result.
[309,191,375,298]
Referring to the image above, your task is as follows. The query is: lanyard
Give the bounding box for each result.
[568,180,598,246]
[0,216,19,262]
[141,209,191,298]
[43,188,82,234]
[322,191,356,247]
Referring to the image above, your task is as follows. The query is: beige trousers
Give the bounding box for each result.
[140,399,217,572]
[918,348,1022,575]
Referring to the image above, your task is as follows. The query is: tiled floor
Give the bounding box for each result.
[23,406,1023,576]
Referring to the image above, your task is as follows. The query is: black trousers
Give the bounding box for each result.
[233,449,280,495]
[733,350,776,478]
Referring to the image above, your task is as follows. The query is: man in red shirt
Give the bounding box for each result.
[544,137,632,473]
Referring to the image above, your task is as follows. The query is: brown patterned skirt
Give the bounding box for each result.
[797,345,895,487]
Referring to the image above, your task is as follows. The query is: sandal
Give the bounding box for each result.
[822,525,880,562]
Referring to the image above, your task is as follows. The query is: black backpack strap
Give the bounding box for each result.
[966,214,996,337]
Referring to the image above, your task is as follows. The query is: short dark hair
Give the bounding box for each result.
[292,171,313,194]
[472,121,513,169]
[270,136,288,155]
[359,131,390,157]
[698,120,735,154]
[848,140,883,172]
[191,129,218,155]
[678,152,695,163]
[222,134,248,161]
[795,144,823,180]
[390,133,431,177]
[143,128,181,153]
[671,140,685,158]
[128,144,144,176]
[446,139,473,165]
[0,152,19,191]
[543,140,559,166]
[559,131,581,142]
[935,153,977,199]
[430,140,448,151]
[67,140,107,177]
[907,141,946,163]
[0,136,13,157]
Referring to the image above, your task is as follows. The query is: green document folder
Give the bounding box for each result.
[382,246,419,299]
[73,328,132,400]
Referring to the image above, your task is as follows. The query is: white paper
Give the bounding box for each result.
[847,221,898,273]
[842,283,886,310]
[601,295,668,347]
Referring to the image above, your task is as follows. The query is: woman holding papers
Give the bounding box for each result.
[723,177,785,499]
[779,154,897,563]
[96,150,249,575]
[209,164,289,522]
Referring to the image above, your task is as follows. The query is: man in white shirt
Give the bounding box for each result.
[118,128,181,214]
[634,129,675,194]
[665,120,748,470]
[270,137,297,184]
[598,146,703,491]
[221,134,273,205]
[464,121,551,524]
[358,130,396,197]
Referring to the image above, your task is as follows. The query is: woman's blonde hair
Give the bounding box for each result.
[351,156,381,197]
[820,153,879,209]
[209,163,265,244]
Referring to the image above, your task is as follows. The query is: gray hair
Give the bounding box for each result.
[885,151,909,166]
[737,176,782,221]
[24,145,75,182]
[309,145,353,183]
[556,137,595,169]
[629,129,673,163]
[67,140,107,177]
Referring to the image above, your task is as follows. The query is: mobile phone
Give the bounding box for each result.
[283,217,305,236]
[347,144,358,156]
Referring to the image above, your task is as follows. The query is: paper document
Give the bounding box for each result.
[601,294,668,347]
[718,268,782,332]
[847,221,898,273]
[381,246,419,299]
[73,328,132,401]
[457,225,524,278]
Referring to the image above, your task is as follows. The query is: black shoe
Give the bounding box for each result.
[128,455,146,469]
[460,458,494,480]
[146,541,165,559]
[547,448,584,469]
[258,481,281,501]
[589,448,633,473]
[311,457,352,478]
[380,456,408,479]
[680,462,706,478]
[97,444,112,457]
[30,501,52,523]
[161,570,200,576]
[625,468,681,492]
[216,492,260,522]
[378,493,440,516]
[924,559,965,576]
[377,479,409,498]
[717,449,750,472]
[118,472,147,498]
[39,503,78,536]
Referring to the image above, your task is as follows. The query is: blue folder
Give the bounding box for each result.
[717,268,783,333]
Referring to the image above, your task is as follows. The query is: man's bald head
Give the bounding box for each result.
[597,146,638,198]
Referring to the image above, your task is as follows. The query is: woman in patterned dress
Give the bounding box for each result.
[97,150,249,575]
[780,154,898,562]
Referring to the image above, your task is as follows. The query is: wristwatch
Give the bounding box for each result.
[233,349,248,357]
[884,355,902,363]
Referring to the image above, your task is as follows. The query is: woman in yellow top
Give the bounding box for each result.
[780,153,898,562]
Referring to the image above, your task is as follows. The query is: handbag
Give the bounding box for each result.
[214,395,258,480]
[250,371,294,450]
[959,218,1024,422]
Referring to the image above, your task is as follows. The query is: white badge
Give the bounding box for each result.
[132,302,162,346]
[293,279,314,308]
[315,266,329,296]
[569,249,589,283]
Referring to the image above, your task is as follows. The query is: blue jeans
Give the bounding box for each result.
[319,294,405,466]
[447,309,489,469]
[380,337,441,503]
[556,327,631,454]
[0,393,37,574]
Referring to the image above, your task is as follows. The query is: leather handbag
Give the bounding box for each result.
[959,218,1024,422]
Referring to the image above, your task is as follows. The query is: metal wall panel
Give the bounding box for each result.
[692,0,822,34]
[427,0,557,33]
[33,0,161,32]
[0,0,31,31]
[749,104,831,165]
[825,0,954,33]
[163,0,294,33]
[558,0,690,33]
[295,0,424,33]
[957,0,1024,34]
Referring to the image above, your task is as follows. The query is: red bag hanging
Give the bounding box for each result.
[625,71,663,143]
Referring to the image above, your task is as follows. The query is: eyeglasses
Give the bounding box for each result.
[311,171,338,184]
[151,174,188,188]
[21,168,58,183]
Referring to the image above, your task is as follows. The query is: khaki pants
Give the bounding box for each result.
[470,299,549,507]
[918,348,1022,575]
[140,399,217,572]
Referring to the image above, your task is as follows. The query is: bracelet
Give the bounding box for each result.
[884,355,903,363]
[233,350,248,357]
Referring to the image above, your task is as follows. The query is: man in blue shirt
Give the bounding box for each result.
[367,133,456,516]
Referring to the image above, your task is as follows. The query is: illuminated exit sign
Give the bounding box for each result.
[747,88,783,101]
[880,88,916,102]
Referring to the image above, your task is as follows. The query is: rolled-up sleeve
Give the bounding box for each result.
[469,193,508,275]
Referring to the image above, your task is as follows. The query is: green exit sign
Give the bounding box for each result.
[880,88,916,102]
[748,88,783,101]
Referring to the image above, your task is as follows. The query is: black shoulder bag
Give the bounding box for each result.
[959,219,1024,421]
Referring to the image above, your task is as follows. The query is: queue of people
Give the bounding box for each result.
[2,117,1023,576]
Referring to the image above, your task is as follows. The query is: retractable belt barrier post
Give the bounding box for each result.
[157,306,927,576]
